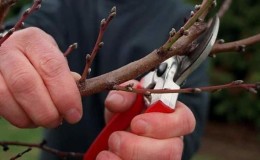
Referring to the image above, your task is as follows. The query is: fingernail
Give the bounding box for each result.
[109,132,121,153]
[107,93,124,105]
[133,119,150,134]
[65,109,82,124]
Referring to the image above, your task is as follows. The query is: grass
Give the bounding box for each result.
[0,118,42,160]
[192,154,218,160]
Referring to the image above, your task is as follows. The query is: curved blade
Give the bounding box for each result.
[173,16,220,85]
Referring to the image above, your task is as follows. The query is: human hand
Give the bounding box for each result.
[98,80,196,160]
[0,27,82,128]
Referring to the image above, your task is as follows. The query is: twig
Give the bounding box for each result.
[10,148,32,160]
[162,0,215,52]
[0,0,18,28]
[113,80,260,95]
[217,0,232,19]
[0,0,42,46]
[79,6,116,83]
[64,43,78,57]
[0,141,84,159]
[211,33,260,55]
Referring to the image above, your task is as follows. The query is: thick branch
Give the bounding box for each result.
[79,23,207,96]
[211,33,260,55]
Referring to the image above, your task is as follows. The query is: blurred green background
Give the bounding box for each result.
[207,0,260,128]
[187,0,260,128]
[1,0,260,159]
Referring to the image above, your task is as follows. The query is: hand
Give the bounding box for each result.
[98,80,196,160]
[0,27,82,128]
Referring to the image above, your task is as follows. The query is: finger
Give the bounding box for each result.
[108,131,183,160]
[0,73,35,128]
[0,34,62,128]
[105,80,139,113]
[96,151,122,160]
[14,28,82,124]
[130,101,196,139]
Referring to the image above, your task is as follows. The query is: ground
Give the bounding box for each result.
[193,121,260,160]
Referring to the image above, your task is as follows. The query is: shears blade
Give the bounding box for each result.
[174,16,220,85]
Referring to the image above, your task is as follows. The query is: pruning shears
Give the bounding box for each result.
[84,16,220,160]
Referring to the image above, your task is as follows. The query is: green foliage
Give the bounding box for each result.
[186,0,260,128]
[0,119,42,159]
[209,0,260,128]
[5,0,31,19]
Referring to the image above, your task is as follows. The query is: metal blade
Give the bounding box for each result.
[173,16,220,85]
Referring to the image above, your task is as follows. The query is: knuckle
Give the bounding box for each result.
[34,111,60,128]
[25,27,56,44]
[18,27,45,45]
[22,27,56,44]
[24,27,43,36]
[9,69,36,94]
[21,27,58,52]
[39,55,66,79]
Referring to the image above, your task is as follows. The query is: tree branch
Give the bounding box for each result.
[79,6,116,83]
[0,0,18,28]
[217,0,232,19]
[64,43,78,57]
[0,0,42,46]
[79,22,207,96]
[211,33,260,55]
[0,141,84,159]
[78,0,218,96]
[113,80,260,95]
[10,148,32,160]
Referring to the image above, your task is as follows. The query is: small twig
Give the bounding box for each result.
[0,0,42,46]
[113,80,260,94]
[79,6,116,83]
[211,33,260,55]
[10,148,32,160]
[217,0,232,19]
[0,0,18,28]
[64,43,78,57]
[161,0,214,52]
[0,141,84,159]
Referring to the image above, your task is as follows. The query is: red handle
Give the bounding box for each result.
[84,93,144,160]
[145,100,174,113]
[84,95,175,160]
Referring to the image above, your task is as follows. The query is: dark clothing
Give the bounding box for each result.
[18,0,209,159]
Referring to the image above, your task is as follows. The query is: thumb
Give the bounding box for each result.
[104,80,139,123]
[71,71,81,81]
